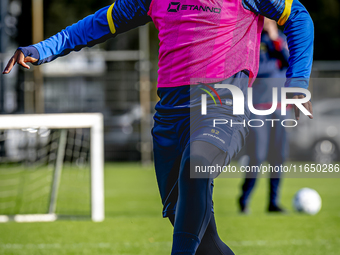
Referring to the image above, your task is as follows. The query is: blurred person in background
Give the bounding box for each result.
[239,18,290,213]
[2,0,314,254]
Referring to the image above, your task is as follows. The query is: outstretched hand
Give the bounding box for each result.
[2,50,38,74]
[293,94,313,120]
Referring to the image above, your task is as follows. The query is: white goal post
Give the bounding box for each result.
[0,113,104,222]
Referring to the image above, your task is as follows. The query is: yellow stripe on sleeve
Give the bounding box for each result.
[278,0,293,26]
[107,3,116,34]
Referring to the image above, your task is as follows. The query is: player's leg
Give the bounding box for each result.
[171,140,234,255]
[152,114,184,219]
[195,213,235,255]
[239,115,269,211]
[169,213,235,255]
[157,72,249,255]
[169,209,234,255]
[169,206,235,255]
[267,110,287,211]
[168,178,234,255]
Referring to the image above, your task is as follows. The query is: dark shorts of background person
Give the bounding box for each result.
[240,109,289,209]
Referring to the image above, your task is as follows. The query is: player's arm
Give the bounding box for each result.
[3,0,152,74]
[243,0,314,119]
[272,33,289,68]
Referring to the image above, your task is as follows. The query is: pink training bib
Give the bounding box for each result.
[148,0,264,87]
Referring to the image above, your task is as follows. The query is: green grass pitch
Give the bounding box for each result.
[0,162,340,255]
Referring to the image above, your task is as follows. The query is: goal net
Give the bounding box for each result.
[0,113,104,222]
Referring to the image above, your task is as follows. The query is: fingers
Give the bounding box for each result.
[2,50,30,74]
[294,105,300,120]
[25,56,38,64]
[292,95,313,120]
[17,51,30,69]
[309,102,313,118]
[292,95,299,120]
[305,101,313,119]
[2,55,16,74]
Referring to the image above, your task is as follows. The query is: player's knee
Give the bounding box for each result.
[181,141,212,170]
[179,151,210,184]
[180,141,226,180]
